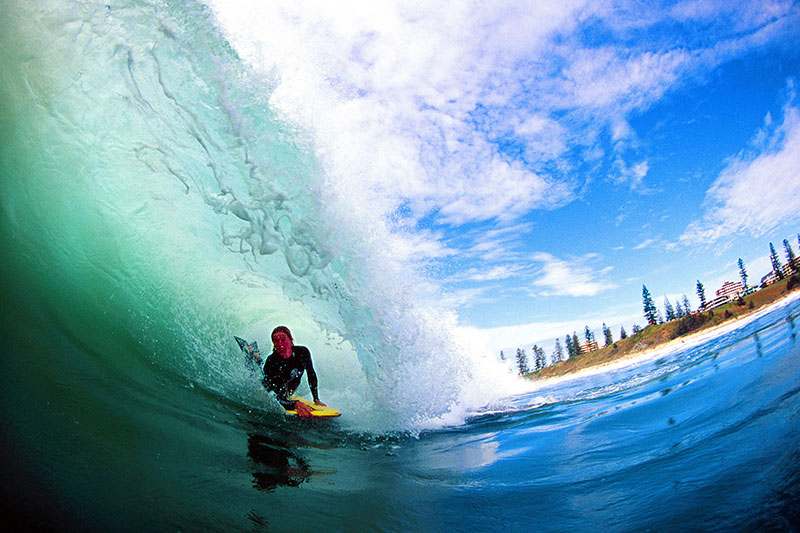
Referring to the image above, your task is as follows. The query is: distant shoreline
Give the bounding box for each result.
[529,280,800,387]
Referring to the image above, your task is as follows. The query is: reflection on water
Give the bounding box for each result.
[246,433,314,492]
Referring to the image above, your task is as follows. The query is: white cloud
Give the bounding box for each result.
[681,99,800,245]
[669,0,723,22]
[436,286,493,311]
[669,0,796,33]
[455,264,523,283]
[530,252,615,297]
[561,47,692,112]
[613,159,650,190]
[514,114,570,161]
[207,0,796,232]
[634,238,659,250]
[451,222,533,264]
[436,156,569,224]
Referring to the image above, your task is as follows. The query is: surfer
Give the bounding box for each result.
[258,326,326,418]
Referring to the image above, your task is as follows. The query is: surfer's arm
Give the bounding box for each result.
[275,385,313,417]
[302,348,322,404]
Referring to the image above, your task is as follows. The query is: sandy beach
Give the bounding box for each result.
[530,289,800,389]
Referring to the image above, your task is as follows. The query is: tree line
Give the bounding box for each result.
[644,235,800,325]
[504,319,635,375]
[506,234,800,376]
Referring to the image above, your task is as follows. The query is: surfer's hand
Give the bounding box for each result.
[295,401,313,418]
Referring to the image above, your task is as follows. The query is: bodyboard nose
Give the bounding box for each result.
[234,336,249,350]
[235,336,262,372]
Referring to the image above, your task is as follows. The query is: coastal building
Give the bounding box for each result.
[715,280,743,300]
[761,270,781,287]
[699,295,729,312]
[761,258,800,287]
[781,257,800,277]
[761,256,800,287]
[698,280,744,312]
[579,339,599,354]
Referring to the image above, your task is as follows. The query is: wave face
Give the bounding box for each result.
[0,0,516,436]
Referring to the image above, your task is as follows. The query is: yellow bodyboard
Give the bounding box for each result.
[284,395,341,417]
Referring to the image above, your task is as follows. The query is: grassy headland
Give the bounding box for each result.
[530,274,800,381]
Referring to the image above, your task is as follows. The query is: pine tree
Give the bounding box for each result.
[619,326,628,340]
[696,280,707,308]
[533,345,546,370]
[573,332,581,355]
[642,285,657,325]
[632,324,641,334]
[675,301,686,318]
[516,348,529,374]
[584,325,594,346]
[785,239,797,273]
[603,323,613,346]
[682,294,691,315]
[565,335,574,358]
[770,242,784,279]
[738,258,748,288]
[553,338,564,363]
[664,297,676,321]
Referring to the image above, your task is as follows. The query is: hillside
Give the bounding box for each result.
[530,274,800,380]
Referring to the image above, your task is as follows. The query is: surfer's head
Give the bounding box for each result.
[271,325,293,341]
[271,326,294,358]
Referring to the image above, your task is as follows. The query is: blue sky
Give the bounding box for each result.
[209,0,800,355]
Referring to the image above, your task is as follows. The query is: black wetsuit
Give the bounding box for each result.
[261,346,319,410]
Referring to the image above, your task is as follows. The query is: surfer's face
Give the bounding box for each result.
[272,331,293,358]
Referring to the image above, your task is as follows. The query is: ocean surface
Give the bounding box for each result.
[2,2,800,531]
